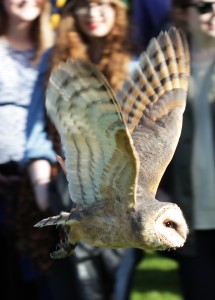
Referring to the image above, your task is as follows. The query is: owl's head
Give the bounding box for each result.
[138,200,189,251]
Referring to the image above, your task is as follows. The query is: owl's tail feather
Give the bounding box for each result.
[34,212,77,227]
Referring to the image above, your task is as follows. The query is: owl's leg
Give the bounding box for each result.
[50,241,77,259]
[50,225,77,259]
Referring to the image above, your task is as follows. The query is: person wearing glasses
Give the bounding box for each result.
[24,1,143,300]
[158,1,215,299]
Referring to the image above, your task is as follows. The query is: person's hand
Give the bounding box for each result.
[28,159,51,212]
[33,181,50,212]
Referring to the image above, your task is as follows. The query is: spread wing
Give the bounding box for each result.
[46,60,139,206]
[117,27,190,196]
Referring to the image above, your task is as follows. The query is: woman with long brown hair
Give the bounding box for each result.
[50,0,132,89]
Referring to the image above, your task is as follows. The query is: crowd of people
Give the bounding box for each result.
[1,0,215,300]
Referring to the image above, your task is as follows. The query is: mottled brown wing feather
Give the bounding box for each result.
[46,59,139,206]
[118,27,190,196]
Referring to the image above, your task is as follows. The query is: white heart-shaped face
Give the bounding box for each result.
[153,205,189,249]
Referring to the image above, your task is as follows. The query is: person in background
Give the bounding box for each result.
[25,1,144,299]
[132,0,171,48]
[0,0,54,299]
[159,1,215,299]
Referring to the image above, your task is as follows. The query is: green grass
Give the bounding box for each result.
[131,251,183,300]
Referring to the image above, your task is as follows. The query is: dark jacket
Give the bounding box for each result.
[161,67,215,256]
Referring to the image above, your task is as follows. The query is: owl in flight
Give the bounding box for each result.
[35,27,190,259]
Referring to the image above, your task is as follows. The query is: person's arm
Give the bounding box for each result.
[25,49,56,211]
[24,48,56,165]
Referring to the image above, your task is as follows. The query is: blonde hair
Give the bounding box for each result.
[0,0,53,64]
[51,2,131,91]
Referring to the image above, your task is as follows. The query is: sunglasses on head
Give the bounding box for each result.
[181,1,215,14]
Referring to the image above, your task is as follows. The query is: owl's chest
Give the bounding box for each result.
[73,205,138,248]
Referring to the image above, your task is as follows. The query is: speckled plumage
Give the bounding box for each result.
[35,27,190,259]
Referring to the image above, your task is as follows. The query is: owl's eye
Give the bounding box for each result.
[164,220,178,230]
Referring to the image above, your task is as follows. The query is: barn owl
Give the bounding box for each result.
[35,27,190,259]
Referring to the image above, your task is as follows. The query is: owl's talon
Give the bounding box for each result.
[51,239,77,259]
